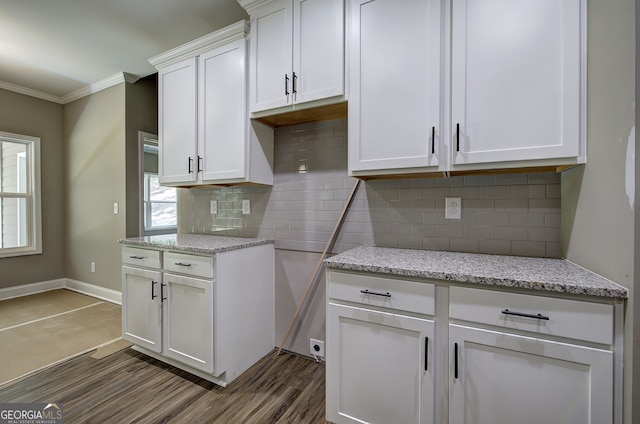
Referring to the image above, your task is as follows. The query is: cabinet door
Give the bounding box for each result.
[158,58,198,185]
[162,273,214,374]
[449,324,613,424]
[122,266,162,353]
[293,0,344,104]
[451,0,583,167]
[327,303,434,424]
[348,0,441,174]
[249,0,293,113]
[198,39,248,182]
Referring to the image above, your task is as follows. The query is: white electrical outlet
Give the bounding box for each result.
[242,199,250,215]
[210,200,218,215]
[113,202,119,214]
[91,262,96,273]
[310,338,325,358]
[445,197,462,220]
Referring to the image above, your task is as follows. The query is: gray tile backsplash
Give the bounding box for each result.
[180,118,562,258]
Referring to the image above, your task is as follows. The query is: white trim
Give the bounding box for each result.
[61,72,141,104]
[0,279,121,305]
[64,279,122,305]
[0,279,66,301]
[0,81,64,104]
[148,21,249,69]
[0,72,142,105]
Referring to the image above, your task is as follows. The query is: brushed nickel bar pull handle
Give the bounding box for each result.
[502,309,550,321]
[151,280,157,300]
[360,289,391,298]
[174,262,192,267]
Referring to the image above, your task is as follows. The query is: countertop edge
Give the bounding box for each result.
[324,248,629,300]
[118,235,275,254]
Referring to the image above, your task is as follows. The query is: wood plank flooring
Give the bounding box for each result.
[0,348,328,424]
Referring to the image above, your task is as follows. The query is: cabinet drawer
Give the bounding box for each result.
[449,286,614,345]
[328,270,434,316]
[164,251,214,279]
[122,246,161,269]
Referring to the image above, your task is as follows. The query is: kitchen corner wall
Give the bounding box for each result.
[179,118,562,355]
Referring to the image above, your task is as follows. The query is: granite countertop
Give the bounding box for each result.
[324,246,628,299]
[118,234,274,255]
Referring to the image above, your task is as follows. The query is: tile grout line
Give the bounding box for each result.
[0,301,106,333]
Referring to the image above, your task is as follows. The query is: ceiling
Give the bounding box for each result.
[0,0,248,103]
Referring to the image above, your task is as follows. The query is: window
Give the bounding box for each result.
[143,173,177,232]
[0,131,42,258]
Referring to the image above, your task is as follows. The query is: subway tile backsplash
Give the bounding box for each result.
[180,118,561,258]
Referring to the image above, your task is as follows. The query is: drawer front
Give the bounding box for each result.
[328,270,434,316]
[122,246,161,269]
[449,286,614,345]
[164,251,214,279]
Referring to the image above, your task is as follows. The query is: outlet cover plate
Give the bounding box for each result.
[310,338,325,358]
[445,197,462,220]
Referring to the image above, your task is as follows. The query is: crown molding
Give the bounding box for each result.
[61,72,140,104]
[149,20,249,69]
[0,80,65,104]
[237,0,276,14]
[0,72,141,105]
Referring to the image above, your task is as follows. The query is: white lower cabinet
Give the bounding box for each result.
[122,266,162,353]
[326,271,620,424]
[449,324,612,424]
[162,273,214,373]
[121,243,275,387]
[326,270,435,424]
[327,304,434,424]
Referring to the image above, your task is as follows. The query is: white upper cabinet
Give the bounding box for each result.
[348,0,586,177]
[451,0,584,170]
[158,58,198,185]
[198,40,249,182]
[349,0,441,174]
[241,0,345,115]
[150,21,274,187]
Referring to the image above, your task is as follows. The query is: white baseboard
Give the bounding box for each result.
[64,279,122,305]
[0,279,121,305]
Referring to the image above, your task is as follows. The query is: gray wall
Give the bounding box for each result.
[0,89,65,289]
[64,80,157,292]
[180,118,562,354]
[561,0,636,422]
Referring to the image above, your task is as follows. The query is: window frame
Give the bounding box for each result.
[143,172,177,233]
[0,131,42,258]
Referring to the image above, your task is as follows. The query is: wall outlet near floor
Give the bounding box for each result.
[310,338,325,358]
[242,199,250,215]
[445,197,462,220]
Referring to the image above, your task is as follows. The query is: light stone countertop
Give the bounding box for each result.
[118,233,274,255]
[324,246,628,299]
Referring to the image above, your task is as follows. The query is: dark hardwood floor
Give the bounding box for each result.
[0,348,327,423]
